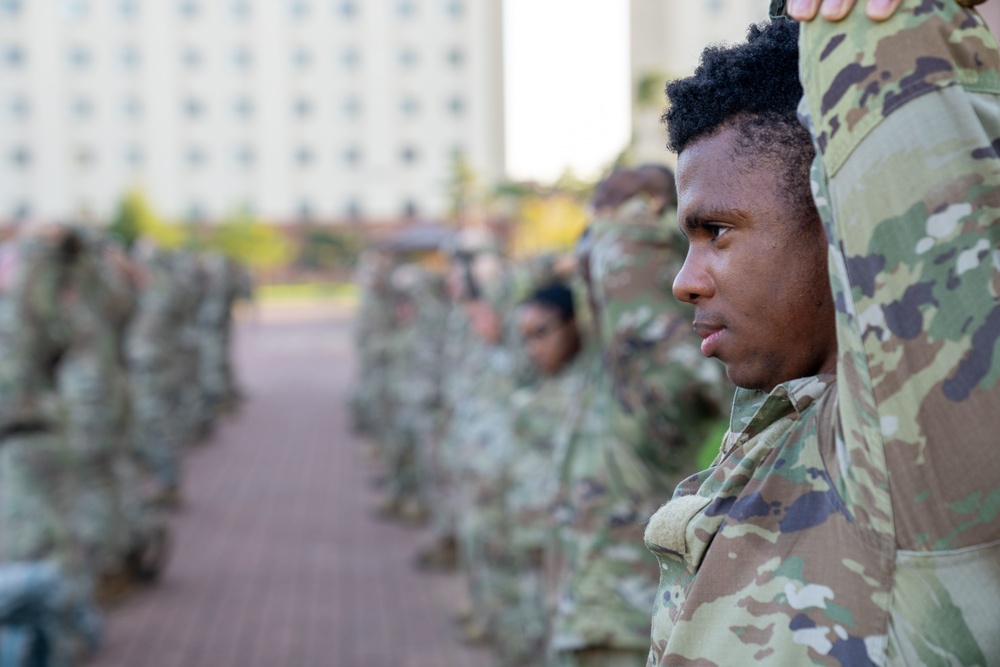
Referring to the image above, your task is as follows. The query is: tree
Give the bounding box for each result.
[107,189,186,248]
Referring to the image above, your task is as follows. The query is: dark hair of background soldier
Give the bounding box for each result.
[523,283,575,323]
[662,19,816,223]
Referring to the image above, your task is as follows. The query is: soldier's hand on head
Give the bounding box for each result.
[787,0,985,22]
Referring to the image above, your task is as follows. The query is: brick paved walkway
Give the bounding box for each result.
[88,302,491,667]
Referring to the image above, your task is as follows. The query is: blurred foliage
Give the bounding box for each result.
[509,194,588,259]
[636,69,669,108]
[697,418,729,470]
[205,211,293,270]
[295,226,365,272]
[447,151,478,222]
[108,189,185,249]
[256,282,358,302]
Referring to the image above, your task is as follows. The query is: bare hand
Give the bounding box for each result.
[788,0,985,22]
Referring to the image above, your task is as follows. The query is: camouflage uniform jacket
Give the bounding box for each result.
[548,352,662,654]
[588,201,727,493]
[645,4,1000,665]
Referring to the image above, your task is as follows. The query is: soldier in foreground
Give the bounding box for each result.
[643,1,1000,664]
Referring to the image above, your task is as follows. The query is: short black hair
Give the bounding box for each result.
[523,282,575,323]
[662,19,816,221]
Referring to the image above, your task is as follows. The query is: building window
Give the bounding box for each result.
[292,48,313,70]
[341,96,360,119]
[444,0,462,19]
[396,1,415,19]
[181,47,203,70]
[120,45,141,71]
[398,47,418,69]
[234,97,254,119]
[446,47,463,68]
[124,146,144,168]
[74,147,96,167]
[61,0,89,21]
[177,0,199,19]
[295,147,314,167]
[183,97,205,118]
[123,96,143,120]
[4,46,23,67]
[400,146,419,165]
[293,98,314,118]
[400,96,419,117]
[345,198,362,219]
[289,0,310,19]
[339,47,360,70]
[118,0,138,19]
[67,45,92,69]
[71,97,94,119]
[231,0,251,19]
[8,97,29,121]
[185,147,207,167]
[187,202,205,221]
[447,96,464,116]
[9,147,30,168]
[337,1,357,19]
[11,202,30,220]
[235,145,255,167]
[1,0,23,18]
[342,146,361,167]
[232,46,253,70]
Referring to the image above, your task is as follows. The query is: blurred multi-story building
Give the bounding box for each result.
[0,0,505,224]
[630,0,772,165]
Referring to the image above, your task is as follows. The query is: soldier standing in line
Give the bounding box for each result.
[546,170,727,667]
[126,242,189,508]
[0,228,104,664]
[484,282,587,667]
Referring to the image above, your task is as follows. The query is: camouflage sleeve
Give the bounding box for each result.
[588,200,726,458]
[800,2,1000,658]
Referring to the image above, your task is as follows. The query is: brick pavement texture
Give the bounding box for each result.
[86,302,492,667]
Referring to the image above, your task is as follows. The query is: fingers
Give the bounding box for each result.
[865,0,905,21]
[787,0,903,22]
[820,0,855,21]
[787,0,824,21]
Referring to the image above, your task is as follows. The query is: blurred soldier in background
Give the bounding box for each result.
[126,242,190,508]
[546,167,727,667]
[0,228,105,663]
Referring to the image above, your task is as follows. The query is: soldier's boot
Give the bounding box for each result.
[373,497,402,520]
[156,485,183,511]
[95,570,136,609]
[125,523,171,583]
[399,498,428,526]
[414,536,458,573]
[459,617,490,647]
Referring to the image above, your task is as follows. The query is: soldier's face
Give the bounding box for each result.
[518,303,580,376]
[672,126,837,393]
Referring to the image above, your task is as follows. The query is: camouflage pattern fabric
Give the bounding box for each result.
[126,245,189,494]
[490,351,589,667]
[645,3,1000,665]
[56,236,133,577]
[544,200,725,664]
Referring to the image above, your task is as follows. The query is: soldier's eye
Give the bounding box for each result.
[705,223,728,240]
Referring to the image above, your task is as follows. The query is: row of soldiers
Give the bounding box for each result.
[0,225,251,666]
[351,165,731,667]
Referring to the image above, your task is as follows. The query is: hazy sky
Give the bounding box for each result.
[503,0,631,183]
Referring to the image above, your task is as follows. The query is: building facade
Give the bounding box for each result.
[629,0,771,165]
[0,0,505,224]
